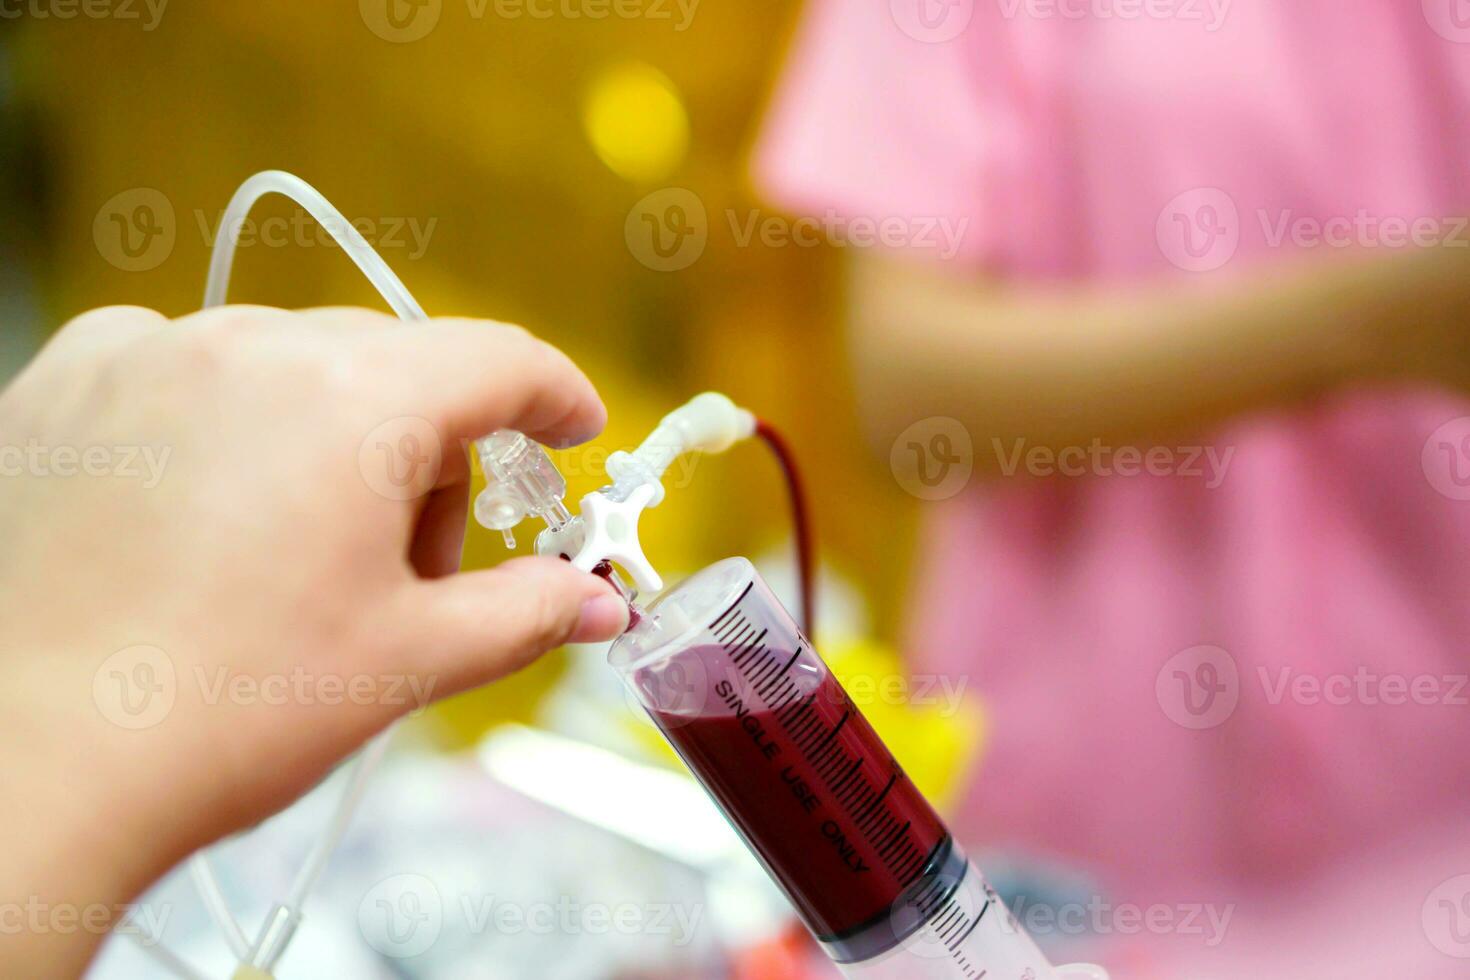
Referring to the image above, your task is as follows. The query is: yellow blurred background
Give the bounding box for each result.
[0,1,929,744]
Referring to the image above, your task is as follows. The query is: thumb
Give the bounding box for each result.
[389,557,630,699]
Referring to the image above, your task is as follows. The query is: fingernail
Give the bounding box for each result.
[572,593,630,643]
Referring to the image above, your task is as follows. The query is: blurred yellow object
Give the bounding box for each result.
[582,61,690,184]
[823,635,986,816]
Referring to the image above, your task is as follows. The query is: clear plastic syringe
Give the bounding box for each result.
[610,558,1106,980]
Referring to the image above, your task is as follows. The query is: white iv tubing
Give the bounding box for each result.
[143,171,430,979]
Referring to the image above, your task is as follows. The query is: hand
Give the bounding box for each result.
[0,305,629,975]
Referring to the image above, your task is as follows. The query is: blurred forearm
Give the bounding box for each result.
[848,247,1468,468]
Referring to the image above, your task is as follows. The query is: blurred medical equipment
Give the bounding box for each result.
[130,171,1106,980]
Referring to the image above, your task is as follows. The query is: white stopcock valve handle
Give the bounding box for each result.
[556,392,756,595]
[568,482,664,593]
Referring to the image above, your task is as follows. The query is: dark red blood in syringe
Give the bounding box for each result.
[651,645,948,942]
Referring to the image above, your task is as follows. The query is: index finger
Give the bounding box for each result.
[349,314,607,449]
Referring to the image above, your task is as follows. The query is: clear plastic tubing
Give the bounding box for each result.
[610,558,1105,980]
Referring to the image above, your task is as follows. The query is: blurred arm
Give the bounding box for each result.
[848,247,1469,470]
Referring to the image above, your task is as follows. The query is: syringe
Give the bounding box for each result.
[609,558,1106,980]
[473,395,1105,978]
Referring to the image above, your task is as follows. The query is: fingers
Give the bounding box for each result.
[385,557,629,699]
[409,482,470,579]
[360,317,606,450]
[274,307,606,448]
[175,306,604,449]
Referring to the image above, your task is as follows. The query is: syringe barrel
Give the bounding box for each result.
[609,558,1064,978]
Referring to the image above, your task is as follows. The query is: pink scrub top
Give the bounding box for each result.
[756,0,1470,910]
